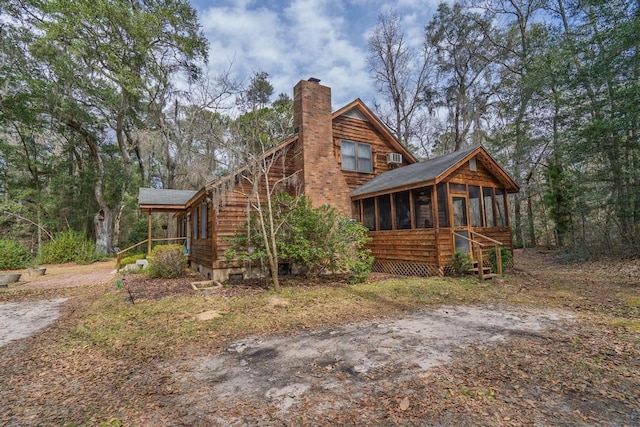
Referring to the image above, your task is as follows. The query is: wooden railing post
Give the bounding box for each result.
[116,253,122,272]
[477,246,484,280]
[496,244,502,275]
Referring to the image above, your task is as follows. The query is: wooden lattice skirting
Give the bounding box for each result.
[373,260,453,277]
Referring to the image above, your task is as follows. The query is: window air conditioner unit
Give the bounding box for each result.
[387,152,403,164]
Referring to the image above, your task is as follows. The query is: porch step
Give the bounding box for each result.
[471,261,496,280]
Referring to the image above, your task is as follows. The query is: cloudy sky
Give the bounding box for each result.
[191,0,442,108]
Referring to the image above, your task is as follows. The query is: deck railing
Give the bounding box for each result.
[452,231,503,279]
[115,237,187,272]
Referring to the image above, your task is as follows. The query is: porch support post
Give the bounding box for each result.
[147,211,152,255]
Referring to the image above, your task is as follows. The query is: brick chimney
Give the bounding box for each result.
[293,78,351,213]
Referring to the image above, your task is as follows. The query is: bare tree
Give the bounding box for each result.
[368,10,437,152]
[426,2,501,152]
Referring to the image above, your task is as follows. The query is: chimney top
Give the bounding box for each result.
[308,77,321,83]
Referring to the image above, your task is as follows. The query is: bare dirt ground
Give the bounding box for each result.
[0,252,638,426]
[0,261,114,349]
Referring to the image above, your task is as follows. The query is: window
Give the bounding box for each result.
[452,197,468,227]
[394,191,411,229]
[352,201,362,223]
[201,203,207,238]
[363,198,375,230]
[413,187,433,228]
[469,157,477,172]
[469,186,483,227]
[377,194,392,230]
[341,140,372,173]
[192,208,198,239]
[483,187,495,227]
[437,183,449,227]
[495,188,507,226]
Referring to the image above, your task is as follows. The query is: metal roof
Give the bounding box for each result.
[138,188,197,206]
[351,145,482,197]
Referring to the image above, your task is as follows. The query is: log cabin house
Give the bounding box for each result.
[137,78,519,281]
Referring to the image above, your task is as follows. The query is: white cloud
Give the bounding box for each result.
[195,0,442,109]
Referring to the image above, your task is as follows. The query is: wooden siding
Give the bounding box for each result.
[367,229,439,265]
[208,147,300,270]
[333,115,411,191]
[447,158,503,188]
[187,195,214,268]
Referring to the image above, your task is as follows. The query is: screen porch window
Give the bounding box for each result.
[377,194,392,230]
[341,140,372,173]
[483,187,495,227]
[363,198,375,230]
[413,187,433,228]
[468,185,483,227]
[495,188,507,226]
[394,191,411,229]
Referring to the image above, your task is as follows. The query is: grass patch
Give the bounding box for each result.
[66,276,508,359]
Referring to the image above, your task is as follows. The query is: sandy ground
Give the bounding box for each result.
[0,298,69,347]
[0,261,115,349]
[1,260,115,291]
[170,305,572,424]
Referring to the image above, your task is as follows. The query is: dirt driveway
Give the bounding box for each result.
[0,261,114,348]
[172,305,572,424]
[0,253,638,425]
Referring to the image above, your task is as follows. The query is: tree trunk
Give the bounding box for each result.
[66,119,114,254]
[94,207,113,254]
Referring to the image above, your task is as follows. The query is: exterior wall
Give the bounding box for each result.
[333,115,412,193]
[367,229,438,265]
[448,157,503,187]
[207,144,300,275]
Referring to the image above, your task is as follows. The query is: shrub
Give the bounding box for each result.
[120,254,146,267]
[347,248,374,284]
[40,231,100,264]
[0,239,32,270]
[147,244,186,278]
[489,246,513,273]
[230,194,372,281]
[452,251,473,275]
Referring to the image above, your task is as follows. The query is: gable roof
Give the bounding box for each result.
[351,145,519,198]
[333,99,417,164]
[138,188,197,211]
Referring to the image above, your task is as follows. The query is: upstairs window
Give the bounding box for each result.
[341,140,372,173]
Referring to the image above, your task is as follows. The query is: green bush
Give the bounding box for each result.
[452,251,473,274]
[347,248,374,284]
[147,244,186,278]
[489,246,513,273]
[0,239,32,270]
[120,254,146,267]
[230,194,372,280]
[41,231,100,264]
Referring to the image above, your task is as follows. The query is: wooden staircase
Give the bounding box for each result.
[452,231,504,280]
[471,260,498,280]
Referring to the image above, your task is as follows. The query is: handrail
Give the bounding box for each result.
[470,231,504,246]
[115,237,187,272]
[452,231,503,277]
[451,231,489,247]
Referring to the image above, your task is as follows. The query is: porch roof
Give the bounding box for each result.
[351,145,519,197]
[138,188,197,212]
